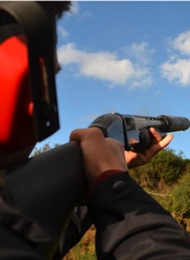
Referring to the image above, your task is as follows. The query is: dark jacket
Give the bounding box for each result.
[1,171,190,259]
[55,172,190,259]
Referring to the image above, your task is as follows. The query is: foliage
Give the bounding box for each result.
[32,143,60,156]
[143,159,190,234]
[63,226,96,260]
[129,148,188,189]
[171,178,190,217]
[32,143,52,156]
[170,165,190,216]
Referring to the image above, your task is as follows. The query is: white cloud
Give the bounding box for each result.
[70,2,80,15]
[161,58,190,86]
[80,53,134,84]
[172,30,190,56]
[65,2,92,21]
[160,31,190,87]
[58,43,152,88]
[122,42,154,65]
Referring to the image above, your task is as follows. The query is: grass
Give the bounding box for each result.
[63,226,96,260]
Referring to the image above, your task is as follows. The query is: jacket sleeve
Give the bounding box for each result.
[0,185,52,260]
[87,172,190,260]
[0,223,45,260]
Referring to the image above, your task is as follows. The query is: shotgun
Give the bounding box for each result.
[89,113,190,152]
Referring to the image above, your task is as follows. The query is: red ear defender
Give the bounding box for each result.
[0,33,35,150]
[0,2,60,151]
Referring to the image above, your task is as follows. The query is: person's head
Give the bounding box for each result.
[0,1,71,168]
[38,2,71,45]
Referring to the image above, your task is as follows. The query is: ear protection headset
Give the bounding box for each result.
[0,2,59,151]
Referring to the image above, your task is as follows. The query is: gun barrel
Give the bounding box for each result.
[158,115,190,132]
[124,114,190,133]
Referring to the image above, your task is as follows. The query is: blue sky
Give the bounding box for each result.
[36,1,190,158]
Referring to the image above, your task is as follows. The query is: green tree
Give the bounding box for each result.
[129,148,188,189]
[171,161,190,218]
[32,143,60,156]
[32,143,52,156]
[171,176,190,218]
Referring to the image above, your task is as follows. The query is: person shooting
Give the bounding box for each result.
[0,2,190,260]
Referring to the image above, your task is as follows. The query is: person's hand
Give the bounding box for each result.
[70,128,128,185]
[125,127,174,168]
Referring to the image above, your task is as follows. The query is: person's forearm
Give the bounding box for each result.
[87,172,190,259]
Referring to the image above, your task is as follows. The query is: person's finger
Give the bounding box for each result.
[138,133,174,163]
[150,133,174,155]
[70,127,104,142]
[125,132,174,168]
[157,133,173,148]
[149,127,162,142]
[125,150,149,168]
